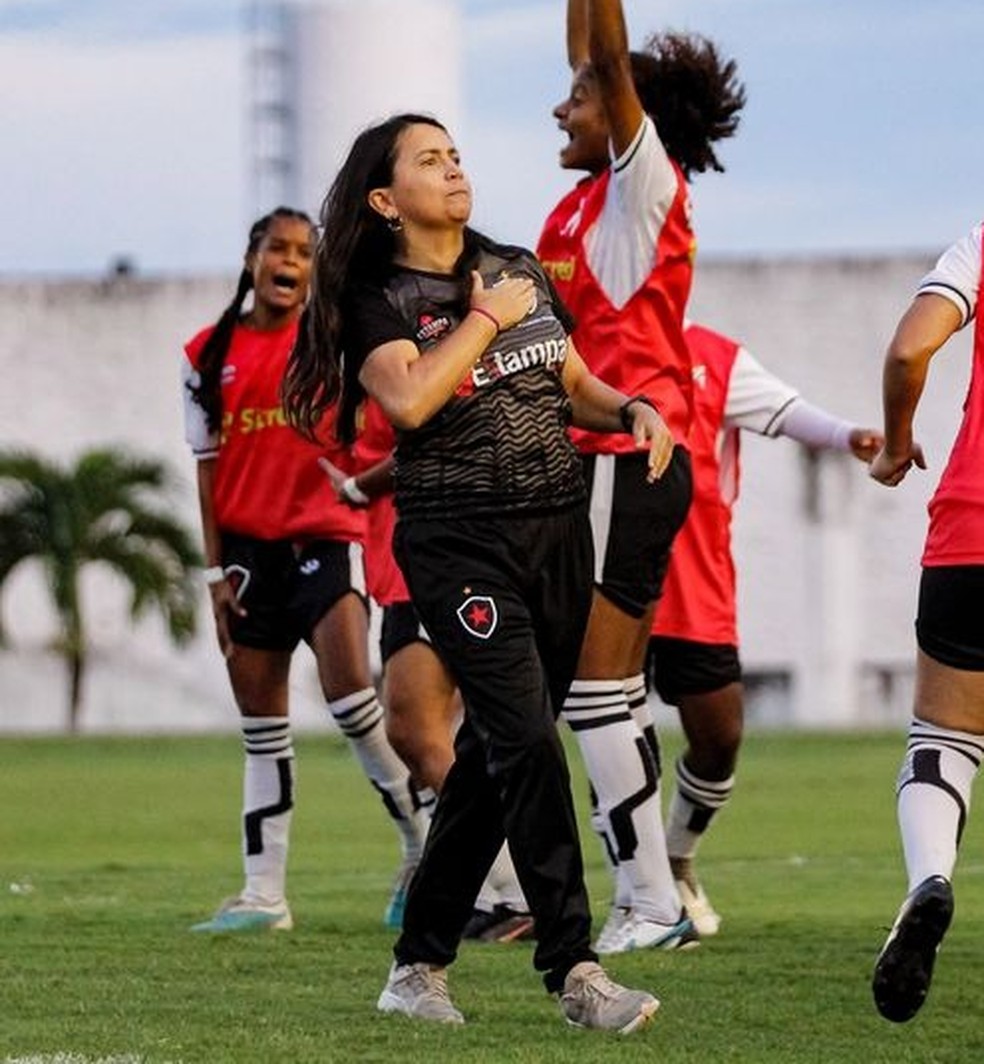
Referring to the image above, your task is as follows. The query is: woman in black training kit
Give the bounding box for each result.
[284,113,670,1033]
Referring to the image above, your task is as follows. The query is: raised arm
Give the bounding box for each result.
[587,0,645,157]
[869,293,963,486]
[567,0,589,67]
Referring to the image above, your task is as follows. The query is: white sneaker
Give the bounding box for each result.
[558,961,659,1034]
[675,878,721,937]
[593,905,631,953]
[596,911,699,955]
[377,961,465,1024]
[190,895,293,933]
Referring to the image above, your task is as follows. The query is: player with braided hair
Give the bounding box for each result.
[183,207,428,933]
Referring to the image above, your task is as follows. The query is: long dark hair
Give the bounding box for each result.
[188,206,312,432]
[282,113,449,444]
[631,33,746,180]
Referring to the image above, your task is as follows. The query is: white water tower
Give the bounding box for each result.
[246,0,463,220]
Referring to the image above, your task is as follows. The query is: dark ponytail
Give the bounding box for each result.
[189,206,312,433]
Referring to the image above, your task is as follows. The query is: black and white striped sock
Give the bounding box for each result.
[327,687,430,862]
[898,717,984,890]
[564,678,678,922]
[241,715,294,907]
[665,757,734,862]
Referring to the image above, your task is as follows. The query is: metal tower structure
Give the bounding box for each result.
[245,0,294,217]
[244,0,462,221]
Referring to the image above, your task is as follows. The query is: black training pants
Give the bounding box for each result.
[392,505,596,992]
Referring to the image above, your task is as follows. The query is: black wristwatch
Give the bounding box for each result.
[619,395,658,432]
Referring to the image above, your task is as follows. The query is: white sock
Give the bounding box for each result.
[617,672,659,910]
[897,718,984,891]
[624,673,659,765]
[327,687,431,862]
[665,757,735,863]
[564,678,679,923]
[240,716,294,908]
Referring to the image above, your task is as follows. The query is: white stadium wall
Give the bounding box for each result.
[281,0,463,220]
[687,255,967,729]
[0,275,329,734]
[0,252,965,733]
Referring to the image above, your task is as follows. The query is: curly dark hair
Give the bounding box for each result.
[630,32,746,180]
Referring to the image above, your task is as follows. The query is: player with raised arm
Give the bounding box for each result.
[537,0,745,954]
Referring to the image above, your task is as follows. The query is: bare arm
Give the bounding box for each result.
[196,459,222,569]
[587,0,645,158]
[567,0,589,67]
[869,293,963,486]
[562,338,674,480]
[196,457,245,657]
[359,272,534,430]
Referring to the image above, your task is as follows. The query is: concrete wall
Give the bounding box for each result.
[0,275,329,734]
[0,253,966,732]
[688,253,966,728]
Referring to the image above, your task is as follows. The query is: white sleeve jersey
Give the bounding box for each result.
[724,348,854,450]
[582,116,681,309]
[181,355,219,460]
[917,222,982,328]
[723,347,800,436]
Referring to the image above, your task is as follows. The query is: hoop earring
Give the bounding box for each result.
[386,215,404,233]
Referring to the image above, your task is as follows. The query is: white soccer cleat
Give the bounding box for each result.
[383,859,418,930]
[593,905,632,954]
[190,895,293,933]
[377,961,465,1024]
[596,910,699,955]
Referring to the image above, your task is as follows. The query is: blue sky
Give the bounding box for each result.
[1,0,982,276]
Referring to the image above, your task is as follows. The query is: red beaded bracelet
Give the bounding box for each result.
[470,306,501,333]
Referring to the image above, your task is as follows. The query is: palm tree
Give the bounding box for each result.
[0,447,202,732]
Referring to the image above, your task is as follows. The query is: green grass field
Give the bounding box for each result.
[2,730,982,1063]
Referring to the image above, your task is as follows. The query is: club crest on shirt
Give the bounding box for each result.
[456,595,498,640]
[416,313,452,343]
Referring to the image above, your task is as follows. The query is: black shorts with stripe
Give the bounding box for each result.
[379,600,432,664]
[220,533,367,652]
[917,565,984,671]
[581,447,692,619]
[647,635,742,705]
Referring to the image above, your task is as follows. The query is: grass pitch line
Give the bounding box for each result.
[4,1056,179,1064]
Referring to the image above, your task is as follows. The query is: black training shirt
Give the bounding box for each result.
[343,241,587,520]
